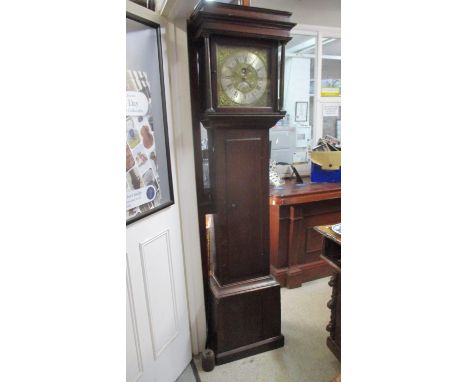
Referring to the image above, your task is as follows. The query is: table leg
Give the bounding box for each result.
[286,205,303,288]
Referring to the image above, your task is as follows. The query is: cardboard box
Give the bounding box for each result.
[309,151,341,182]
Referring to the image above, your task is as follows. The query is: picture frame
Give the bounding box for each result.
[295,101,308,122]
[126,13,174,225]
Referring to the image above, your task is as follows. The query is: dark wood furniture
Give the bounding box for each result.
[269,179,341,288]
[187,2,295,365]
[315,225,341,361]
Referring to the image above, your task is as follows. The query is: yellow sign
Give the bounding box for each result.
[321,79,341,97]
[321,87,341,97]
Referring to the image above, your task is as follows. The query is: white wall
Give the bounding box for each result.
[284,57,311,125]
[165,17,207,356]
[251,0,341,27]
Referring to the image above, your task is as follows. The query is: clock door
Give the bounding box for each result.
[211,37,278,113]
[211,128,270,284]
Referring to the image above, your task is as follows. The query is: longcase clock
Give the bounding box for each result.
[187,1,295,365]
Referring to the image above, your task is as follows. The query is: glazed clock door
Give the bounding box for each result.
[218,48,268,106]
[212,37,277,111]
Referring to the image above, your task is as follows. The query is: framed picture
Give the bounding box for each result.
[295,101,308,122]
[126,13,174,225]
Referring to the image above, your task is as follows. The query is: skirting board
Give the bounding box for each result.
[271,261,334,288]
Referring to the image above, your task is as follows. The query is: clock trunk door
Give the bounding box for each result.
[212,128,270,284]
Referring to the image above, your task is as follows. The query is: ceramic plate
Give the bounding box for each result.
[331,223,341,235]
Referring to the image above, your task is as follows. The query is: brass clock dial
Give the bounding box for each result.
[216,45,270,107]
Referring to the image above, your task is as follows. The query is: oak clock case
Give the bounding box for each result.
[187,1,295,366]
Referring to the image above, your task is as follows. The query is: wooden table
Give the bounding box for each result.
[269,179,341,288]
[315,224,341,361]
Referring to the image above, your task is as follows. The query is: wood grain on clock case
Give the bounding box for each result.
[211,129,270,285]
[188,1,295,365]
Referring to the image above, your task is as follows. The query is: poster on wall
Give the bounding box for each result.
[295,101,308,122]
[322,103,340,117]
[321,79,341,97]
[126,15,174,224]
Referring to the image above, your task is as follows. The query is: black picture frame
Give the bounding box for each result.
[295,101,308,122]
[126,13,174,225]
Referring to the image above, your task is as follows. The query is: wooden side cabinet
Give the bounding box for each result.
[269,180,341,288]
[315,225,341,361]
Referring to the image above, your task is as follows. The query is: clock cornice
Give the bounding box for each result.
[189,1,296,42]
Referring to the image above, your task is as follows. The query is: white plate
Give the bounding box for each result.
[331,223,341,235]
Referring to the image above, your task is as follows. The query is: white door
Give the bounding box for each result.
[126,9,192,382]
[126,206,191,382]
[126,14,191,382]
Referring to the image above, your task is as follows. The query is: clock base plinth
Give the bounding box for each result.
[208,275,284,365]
[215,335,284,365]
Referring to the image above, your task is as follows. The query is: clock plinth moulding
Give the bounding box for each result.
[188,2,295,365]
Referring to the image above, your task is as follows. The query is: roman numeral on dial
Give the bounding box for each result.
[219,49,268,105]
